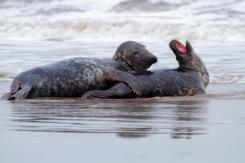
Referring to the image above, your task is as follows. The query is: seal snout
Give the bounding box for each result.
[169,40,187,54]
[150,55,157,64]
[142,54,157,70]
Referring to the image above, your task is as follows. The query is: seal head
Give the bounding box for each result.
[169,40,209,88]
[113,41,157,74]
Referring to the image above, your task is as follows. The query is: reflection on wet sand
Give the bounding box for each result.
[8,98,208,139]
[170,100,207,139]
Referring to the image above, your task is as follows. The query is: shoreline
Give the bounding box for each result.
[1,81,245,101]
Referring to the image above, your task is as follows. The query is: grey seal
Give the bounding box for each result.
[82,40,209,98]
[2,41,157,100]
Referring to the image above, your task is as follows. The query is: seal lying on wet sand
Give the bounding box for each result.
[2,41,157,100]
[82,40,209,98]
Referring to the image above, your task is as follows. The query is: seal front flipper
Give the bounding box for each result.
[13,85,32,100]
[1,92,14,100]
[1,80,20,100]
[14,86,31,100]
[102,68,142,96]
[82,83,133,99]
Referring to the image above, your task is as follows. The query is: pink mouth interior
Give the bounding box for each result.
[176,42,187,53]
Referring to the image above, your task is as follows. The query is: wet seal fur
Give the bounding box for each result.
[2,41,157,100]
[82,40,209,98]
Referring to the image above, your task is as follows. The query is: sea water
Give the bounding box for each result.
[0,0,245,83]
[1,0,245,163]
[1,40,245,84]
[0,0,245,42]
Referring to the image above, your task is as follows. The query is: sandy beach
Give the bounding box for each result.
[1,81,245,163]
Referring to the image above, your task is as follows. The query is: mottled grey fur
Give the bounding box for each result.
[82,40,209,98]
[2,41,157,100]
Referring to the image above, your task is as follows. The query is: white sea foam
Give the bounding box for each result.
[0,0,244,42]
[0,18,245,42]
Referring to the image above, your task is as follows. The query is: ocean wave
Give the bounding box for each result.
[0,18,245,42]
[0,72,13,81]
[113,0,177,12]
[0,0,244,42]
[0,0,244,41]
[0,0,122,16]
[1,0,244,16]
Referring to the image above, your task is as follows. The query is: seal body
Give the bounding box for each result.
[2,41,157,100]
[82,68,205,98]
[82,40,209,99]
[4,58,140,99]
[17,58,118,98]
[135,69,205,97]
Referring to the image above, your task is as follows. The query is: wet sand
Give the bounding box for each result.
[0,81,245,163]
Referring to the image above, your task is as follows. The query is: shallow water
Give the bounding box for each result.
[1,82,245,163]
[0,38,245,163]
[1,40,245,84]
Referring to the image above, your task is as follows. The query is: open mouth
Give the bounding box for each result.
[175,41,187,53]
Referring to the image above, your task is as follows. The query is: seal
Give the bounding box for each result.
[82,40,209,98]
[2,41,157,100]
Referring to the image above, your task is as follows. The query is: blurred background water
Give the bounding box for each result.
[0,0,245,84]
[0,0,245,83]
[0,0,245,41]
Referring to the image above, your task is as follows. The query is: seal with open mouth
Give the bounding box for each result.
[2,41,157,100]
[82,40,209,98]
